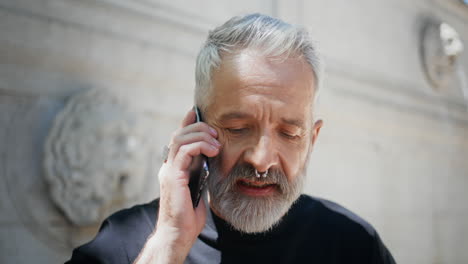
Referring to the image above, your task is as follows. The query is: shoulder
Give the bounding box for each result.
[294,194,376,236]
[107,199,160,232]
[291,195,396,263]
[297,195,376,236]
[66,199,160,264]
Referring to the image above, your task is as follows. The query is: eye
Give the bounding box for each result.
[226,127,249,135]
[280,130,300,140]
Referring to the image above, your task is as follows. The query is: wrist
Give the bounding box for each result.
[134,228,191,264]
[147,227,193,263]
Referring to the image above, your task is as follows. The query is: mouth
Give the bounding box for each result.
[236,179,278,197]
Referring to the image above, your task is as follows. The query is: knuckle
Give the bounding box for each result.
[194,122,209,131]
[200,122,211,132]
[201,132,212,142]
[202,142,215,153]
[172,134,182,144]
[158,166,169,181]
[197,141,207,149]
[170,130,180,139]
[178,144,190,155]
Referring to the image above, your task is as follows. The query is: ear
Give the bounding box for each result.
[311,119,323,146]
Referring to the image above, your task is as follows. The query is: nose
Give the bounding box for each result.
[243,131,279,173]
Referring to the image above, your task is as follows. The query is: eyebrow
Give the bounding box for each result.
[219,111,305,129]
[281,118,305,129]
[219,111,253,121]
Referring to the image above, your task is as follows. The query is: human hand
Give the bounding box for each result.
[146,108,220,262]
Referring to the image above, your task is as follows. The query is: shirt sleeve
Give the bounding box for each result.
[65,219,128,264]
[371,232,397,264]
[64,201,158,264]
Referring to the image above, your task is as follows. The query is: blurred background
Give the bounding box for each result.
[1,0,468,263]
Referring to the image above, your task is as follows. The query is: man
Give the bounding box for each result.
[67,13,396,264]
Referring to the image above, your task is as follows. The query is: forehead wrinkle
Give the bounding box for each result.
[219,111,253,122]
[237,85,292,106]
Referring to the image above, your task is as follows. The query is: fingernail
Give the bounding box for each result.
[210,144,219,150]
[209,127,218,136]
[212,138,221,147]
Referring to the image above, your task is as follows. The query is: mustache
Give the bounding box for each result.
[212,160,289,194]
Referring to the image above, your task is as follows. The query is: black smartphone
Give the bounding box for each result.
[188,107,210,208]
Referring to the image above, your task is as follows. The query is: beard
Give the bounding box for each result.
[207,157,306,234]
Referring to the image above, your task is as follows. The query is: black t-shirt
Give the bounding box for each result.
[66,195,396,264]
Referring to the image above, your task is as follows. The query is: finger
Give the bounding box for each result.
[180,109,196,128]
[169,131,220,162]
[173,141,219,170]
[176,132,220,147]
[179,122,218,138]
[168,122,218,162]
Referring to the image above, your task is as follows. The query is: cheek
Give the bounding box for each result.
[218,139,245,177]
[278,141,310,181]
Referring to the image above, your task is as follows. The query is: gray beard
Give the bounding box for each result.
[207,157,305,234]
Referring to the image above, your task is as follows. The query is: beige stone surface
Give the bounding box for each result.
[0,0,467,263]
[44,88,160,226]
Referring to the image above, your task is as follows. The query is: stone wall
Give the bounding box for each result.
[1,0,467,263]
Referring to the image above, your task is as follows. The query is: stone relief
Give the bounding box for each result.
[44,88,158,226]
[421,20,464,89]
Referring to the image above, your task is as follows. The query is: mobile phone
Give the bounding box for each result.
[188,107,210,208]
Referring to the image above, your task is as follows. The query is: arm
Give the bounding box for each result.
[133,109,220,264]
[132,228,190,264]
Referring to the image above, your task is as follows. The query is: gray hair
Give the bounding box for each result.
[194,13,323,112]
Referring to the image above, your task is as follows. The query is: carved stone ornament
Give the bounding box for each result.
[421,20,464,89]
[44,89,157,226]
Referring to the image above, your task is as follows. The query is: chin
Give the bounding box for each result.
[210,187,300,234]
